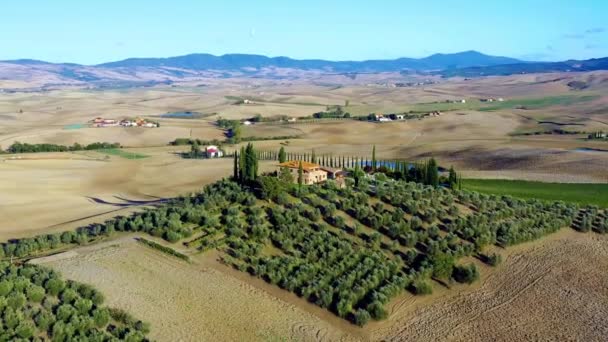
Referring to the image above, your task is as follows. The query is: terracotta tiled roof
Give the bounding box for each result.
[278,160,321,171]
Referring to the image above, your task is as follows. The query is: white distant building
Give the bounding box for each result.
[206,146,223,158]
[396,114,405,120]
[378,117,392,122]
[243,120,253,126]
[120,120,137,127]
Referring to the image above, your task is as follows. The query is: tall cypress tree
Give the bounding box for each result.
[448,166,457,189]
[372,145,377,171]
[233,152,238,180]
[298,161,304,189]
[311,149,316,164]
[354,162,361,187]
[427,158,438,187]
[244,143,258,181]
[239,146,246,183]
[279,146,286,163]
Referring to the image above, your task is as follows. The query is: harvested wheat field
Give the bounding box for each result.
[371,229,608,342]
[34,237,360,342]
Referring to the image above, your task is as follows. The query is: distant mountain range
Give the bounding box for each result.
[94,50,522,72]
[1,51,607,89]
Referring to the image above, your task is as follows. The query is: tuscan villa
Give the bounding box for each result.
[278,161,328,185]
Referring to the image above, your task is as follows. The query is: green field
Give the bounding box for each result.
[462,179,608,207]
[63,123,87,130]
[97,148,149,159]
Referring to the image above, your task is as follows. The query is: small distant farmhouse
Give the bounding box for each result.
[479,98,504,103]
[278,161,327,185]
[119,119,138,127]
[445,99,466,104]
[372,114,392,122]
[98,117,158,128]
[206,145,223,158]
[91,117,158,128]
[387,114,405,121]
[92,117,118,127]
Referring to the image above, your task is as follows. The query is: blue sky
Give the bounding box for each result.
[1,0,607,64]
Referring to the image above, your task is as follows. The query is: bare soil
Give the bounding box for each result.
[35,237,359,342]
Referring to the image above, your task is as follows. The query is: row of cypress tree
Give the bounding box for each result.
[233,143,259,183]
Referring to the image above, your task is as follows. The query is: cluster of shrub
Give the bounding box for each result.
[3,142,121,154]
[0,262,149,341]
[308,105,352,119]
[573,207,608,233]
[169,138,224,147]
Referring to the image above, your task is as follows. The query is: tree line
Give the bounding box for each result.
[3,142,121,154]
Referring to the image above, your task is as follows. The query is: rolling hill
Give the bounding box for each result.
[1,51,607,89]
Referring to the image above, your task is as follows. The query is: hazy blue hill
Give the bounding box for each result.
[2,59,60,65]
[419,50,522,69]
[96,51,523,72]
[437,57,608,77]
